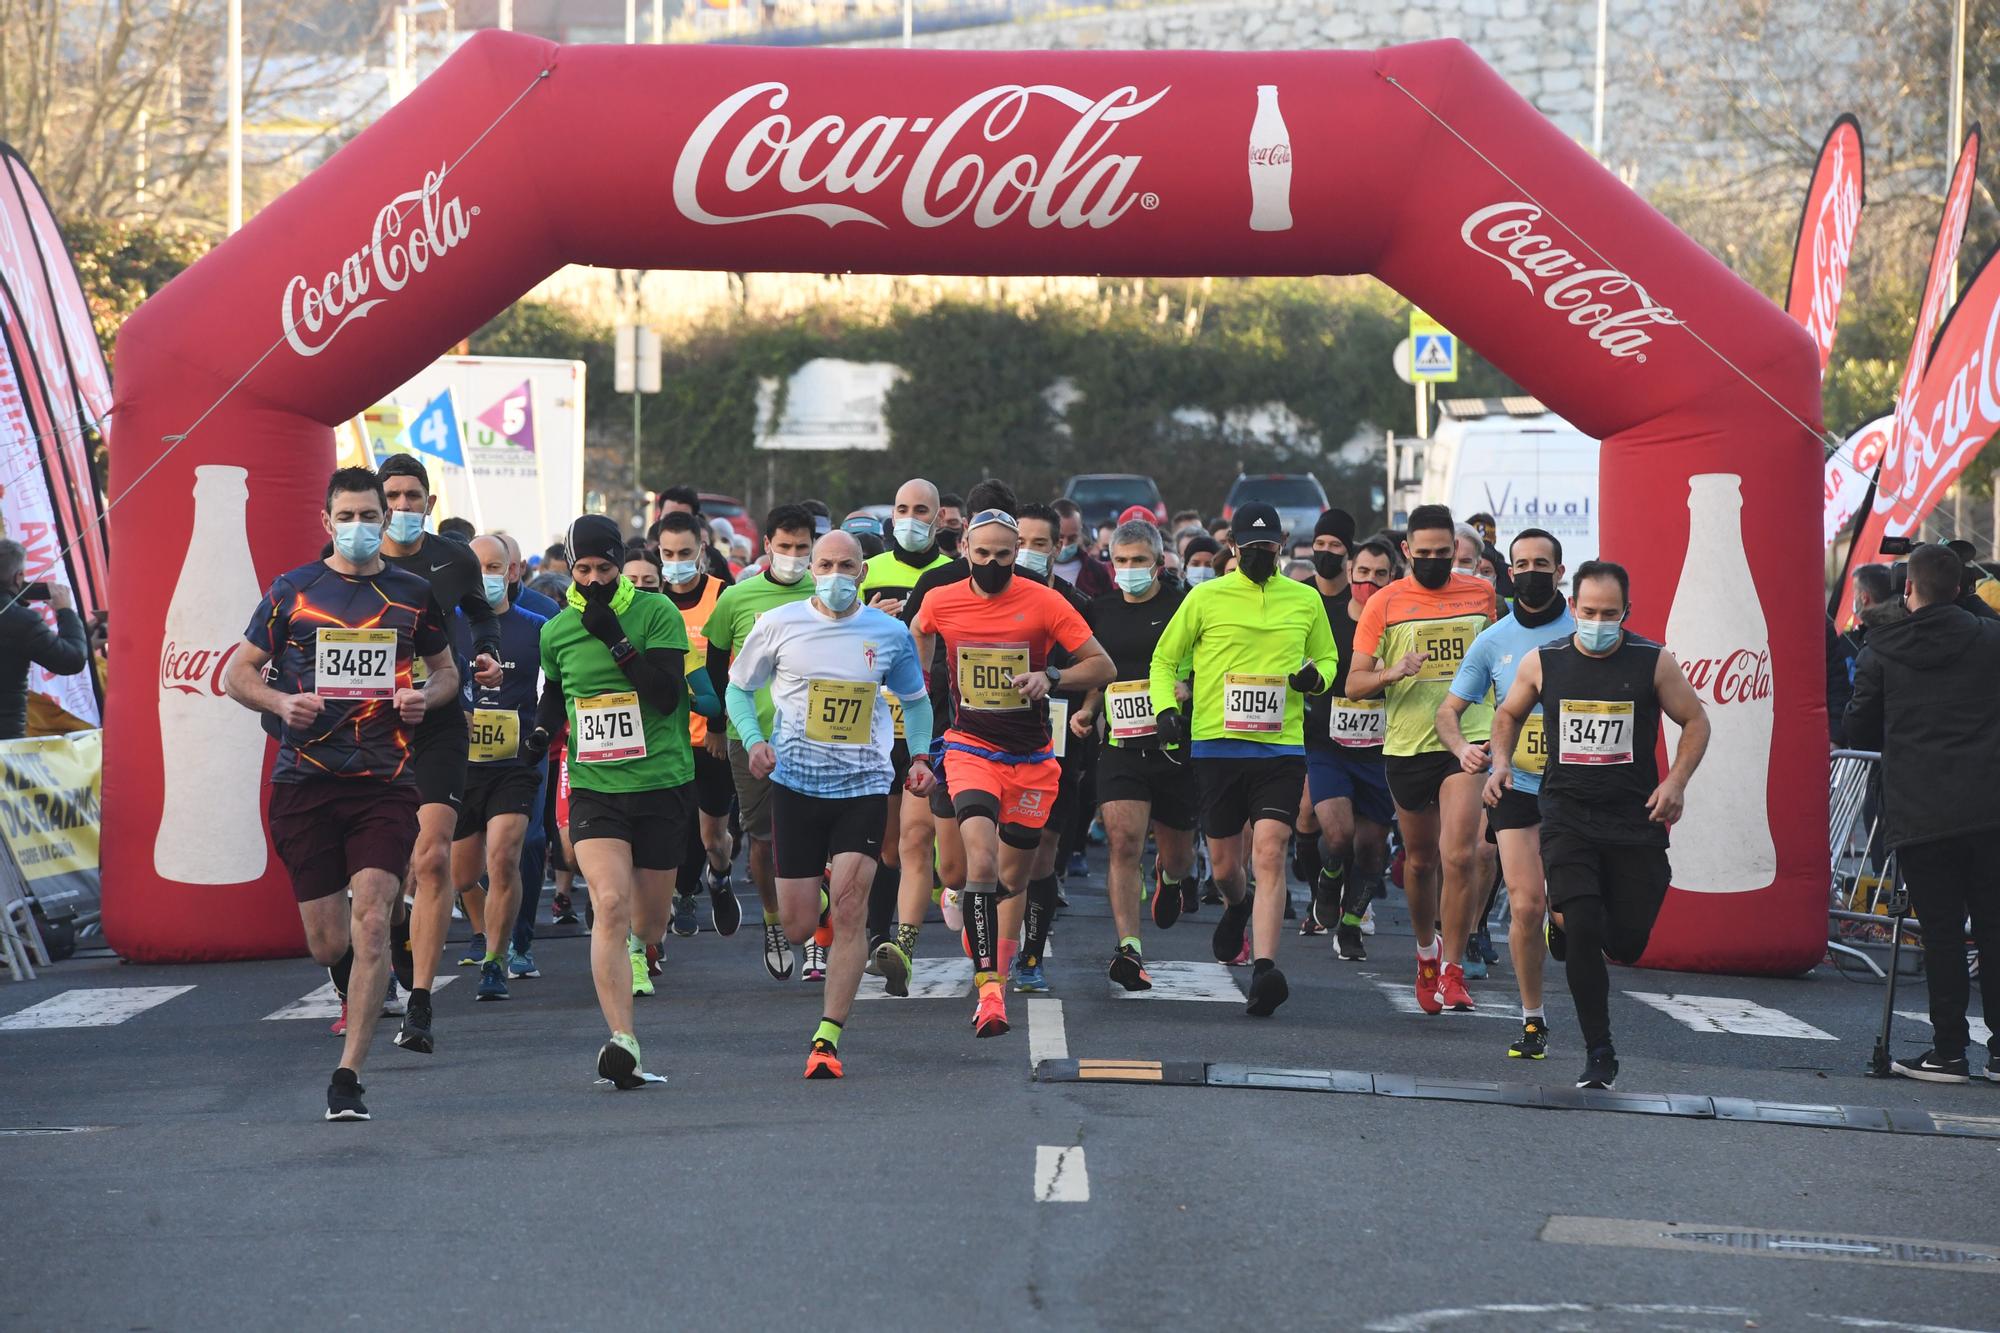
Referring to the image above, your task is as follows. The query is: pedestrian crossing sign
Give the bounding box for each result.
[1410,310,1459,382]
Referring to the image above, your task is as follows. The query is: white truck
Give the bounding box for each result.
[1401,397,1599,568]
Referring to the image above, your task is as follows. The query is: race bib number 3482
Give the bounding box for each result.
[576,692,646,763]
[315,628,396,700]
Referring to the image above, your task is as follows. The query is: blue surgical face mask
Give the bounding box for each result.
[894,517,932,551]
[814,572,859,613]
[1016,548,1051,578]
[1186,566,1216,585]
[386,510,426,543]
[481,573,507,607]
[661,558,702,586]
[1576,618,1623,653]
[1057,542,1081,563]
[1115,566,1155,596]
[333,520,383,563]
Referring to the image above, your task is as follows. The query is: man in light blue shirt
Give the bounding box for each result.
[1435,528,1573,1064]
[726,531,934,1080]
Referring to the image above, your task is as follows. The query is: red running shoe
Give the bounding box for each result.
[804,1039,844,1079]
[972,983,1010,1038]
[1414,954,1444,1015]
[329,999,348,1037]
[1438,960,1476,1012]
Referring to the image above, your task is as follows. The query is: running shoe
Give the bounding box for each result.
[507,948,539,979]
[1066,851,1089,880]
[1509,1017,1549,1060]
[1211,900,1250,965]
[389,908,415,991]
[972,984,1010,1038]
[802,940,827,982]
[1575,1045,1619,1090]
[1414,955,1444,1016]
[940,888,963,933]
[457,932,486,967]
[863,937,884,977]
[670,892,700,938]
[1245,964,1289,1017]
[1335,921,1367,962]
[631,940,655,997]
[476,959,510,1001]
[598,1032,647,1090]
[381,977,406,1017]
[804,1038,844,1080]
[708,869,742,937]
[1891,1048,1970,1084]
[325,1069,369,1122]
[1108,943,1152,992]
[1181,877,1200,916]
[551,892,579,926]
[394,989,434,1053]
[873,939,912,998]
[1474,926,1499,965]
[1360,903,1376,936]
[1462,945,1488,981]
[1546,918,1568,962]
[1151,866,1183,930]
[1011,957,1049,993]
[764,923,795,980]
[1985,1050,2000,1082]
[1388,845,1406,894]
[1438,961,1476,1011]
[1298,900,1326,937]
[1201,878,1224,907]
[1229,938,1252,966]
[1088,816,1107,846]
[329,1000,348,1038]
[645,942,663,978]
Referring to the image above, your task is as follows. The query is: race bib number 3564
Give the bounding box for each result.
[315,628,396,700]
[1558,699,1633,765]
[1223,673,1286,734]
[470,709,520,763]
[576,692,646,763]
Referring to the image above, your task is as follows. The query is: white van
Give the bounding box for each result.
[1417,398,1599,569]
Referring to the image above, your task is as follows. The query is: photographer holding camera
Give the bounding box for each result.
[1844,542,2000,1083]
[0,539,89,741]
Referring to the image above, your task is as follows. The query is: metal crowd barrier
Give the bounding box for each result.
[1826,749,1917,979]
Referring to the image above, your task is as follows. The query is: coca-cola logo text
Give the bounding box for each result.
[672,82,1168,231]
[1249,143,1292,166]
[159,641,238,697]
[1680,648,1773,707]
[281,166,475,358]
[1798,134,1861,363]
[1459,202,1682,362]
[1881,274,2000,535]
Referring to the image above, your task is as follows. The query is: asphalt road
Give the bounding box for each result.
[3,851,1996,1333]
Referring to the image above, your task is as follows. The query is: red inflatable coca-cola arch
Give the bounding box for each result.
[106,33,1826,970]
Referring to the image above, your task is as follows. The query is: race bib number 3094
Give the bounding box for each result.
[1223,673,1285,734]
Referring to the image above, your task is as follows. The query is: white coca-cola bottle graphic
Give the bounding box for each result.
[154,465,270,884]
[1248,85,1293,232]
[1662,473,1776,893]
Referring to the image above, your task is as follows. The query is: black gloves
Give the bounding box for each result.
[523,727,552,763]
[1288,662,1326,694]
[1156,706,1189,749]
[580,599,623,647]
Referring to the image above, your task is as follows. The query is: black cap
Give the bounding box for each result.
[565,514,626,567]
[1230,502,1284,546]
[1313,508,1356,546]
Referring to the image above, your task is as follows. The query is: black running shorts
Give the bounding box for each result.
[1095,743,1196,832]
[771,784,887,879]
[1194,754,1305,840]
[569,784,695,872]
[1539,821,1671,912]
[411,700,469,811]
[454,762,544,841]
[1384,749,1463,815]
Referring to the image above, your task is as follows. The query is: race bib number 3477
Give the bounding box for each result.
[1558,699,1633,765]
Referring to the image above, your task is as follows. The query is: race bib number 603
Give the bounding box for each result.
[957,644,1030,712]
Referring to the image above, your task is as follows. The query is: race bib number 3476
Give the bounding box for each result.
[576,692,646,763]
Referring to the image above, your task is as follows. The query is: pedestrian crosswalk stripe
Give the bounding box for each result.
[1374,981,1515,1020]
[1896,1011,1993,1047]
[0,986,195,1031]
[265,976,456,1021]
[856,957,971,1000]
[1113,961,1245,1002]
[1626,991,1836,1040]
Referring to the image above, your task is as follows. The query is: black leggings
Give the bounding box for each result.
[1897,832,2000,1059]
[1544,827,1671,1053]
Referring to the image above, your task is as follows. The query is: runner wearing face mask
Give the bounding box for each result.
[1435,528,1573,1060]
[935,493,966,558]
[704,504,819,981]
[1149,502,1338,1018]
[1345,505,1500,1017]
[1181,535,1221,586]
[1485,560,1710,1090]
[1300,518,1398,962]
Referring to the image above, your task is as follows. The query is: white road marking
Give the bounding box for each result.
[855,957,972,1000]
[1897,1011,1995,1048]
[1374,981,1515,1021]
[1625,991,1836,1040]
[1113,960,1244,1002]
[0,986,195,1031]
[1027,997,1066,1066]
[265,975,456,1021]
[1035,1144,1089,1202]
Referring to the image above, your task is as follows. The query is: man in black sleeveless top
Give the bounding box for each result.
[1484,560,1711,1091]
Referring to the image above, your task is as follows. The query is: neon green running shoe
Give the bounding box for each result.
[630,936,655,997]
[598,1031,646,1090]
[872,939,912,998]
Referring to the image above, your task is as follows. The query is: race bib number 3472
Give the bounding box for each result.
[1558,699,1633,765]
[315,628,396,700]
[576,692,646,763]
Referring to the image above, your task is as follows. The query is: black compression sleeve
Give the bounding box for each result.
[534,672,567,737]
[705,641,733,698]
[617,645,685,718]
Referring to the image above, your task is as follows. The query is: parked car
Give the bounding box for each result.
[1222,473,1328,544]
[698,492,759,555]
[1062,474,1168,527]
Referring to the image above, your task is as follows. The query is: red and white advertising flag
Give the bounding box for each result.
[1824,413,1891,553]
[1785,115,1864,376]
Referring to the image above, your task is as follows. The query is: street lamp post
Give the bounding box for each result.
[227,0,242,232]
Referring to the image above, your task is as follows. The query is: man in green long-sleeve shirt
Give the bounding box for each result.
[1148,502,1337,1019]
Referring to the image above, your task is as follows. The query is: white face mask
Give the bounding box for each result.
[768,552,808,584]
[1186,566,1216,584]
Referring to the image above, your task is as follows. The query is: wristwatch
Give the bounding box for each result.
[610,638,638,667]
[1044,663,1063,689]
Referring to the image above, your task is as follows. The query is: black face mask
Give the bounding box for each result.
[968,559,1013,594]
[1237,546,1279,584]
[938,527,962,556]
[1512,570,1557,608]
[1312,551,1346,582]
[578,578,619,605]
[1411,557,1452,590]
